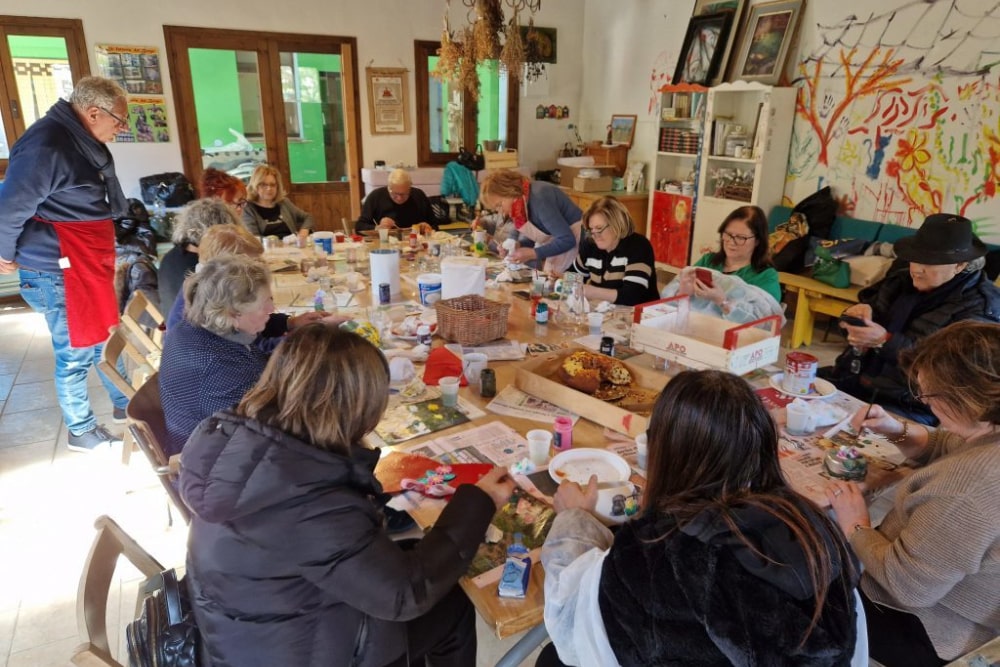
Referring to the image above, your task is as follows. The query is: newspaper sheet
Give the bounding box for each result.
[485,384,580,424]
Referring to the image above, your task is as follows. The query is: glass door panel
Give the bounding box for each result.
[188,48,269,177]
[426,55,463,154]
[6,35,72,126]
[280,50,346,183]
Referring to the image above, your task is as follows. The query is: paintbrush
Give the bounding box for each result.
[857,389,879,443]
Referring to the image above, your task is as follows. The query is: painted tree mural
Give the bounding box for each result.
[785,0,1000,243]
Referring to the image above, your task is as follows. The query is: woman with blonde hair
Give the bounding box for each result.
[480,168,582,273]
[567,196,659,305]
[828,320,1000,665]
[157,197,241,312]
[538,369,862,666]
[180,324,516,666]
[242,164,314,240]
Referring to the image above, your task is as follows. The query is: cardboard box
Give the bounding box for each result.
[515,348,669,437]
[558,164,616,185]
[572,176,614,192]
[629,297,781,375]
[484,149,519,171]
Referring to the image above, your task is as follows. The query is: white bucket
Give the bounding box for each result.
[417,273,442,306]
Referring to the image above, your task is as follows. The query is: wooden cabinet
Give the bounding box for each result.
[559,188,649,236]
[582,143,629,177]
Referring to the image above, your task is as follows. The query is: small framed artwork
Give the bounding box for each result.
[609,114,637,147]
[732,0,803,85]
[693,0,747,84]
[672,11,735,86]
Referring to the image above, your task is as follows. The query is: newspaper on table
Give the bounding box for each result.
[485,384,580,424]
[443,340,526,361]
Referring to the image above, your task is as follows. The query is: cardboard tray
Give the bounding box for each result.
[514,347,669,437]
[572,176,614,192]
[630,296,781,375]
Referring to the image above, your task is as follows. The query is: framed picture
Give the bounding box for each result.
[732,0,803,85]
[609,114,637,147]
[693,0,747,84]
[366,67,410,135]
[672,11,735,86]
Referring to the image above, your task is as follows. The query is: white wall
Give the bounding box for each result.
[7,0,583,198]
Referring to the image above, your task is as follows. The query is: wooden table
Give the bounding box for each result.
[264,245,908,645]
[779,271,860,348]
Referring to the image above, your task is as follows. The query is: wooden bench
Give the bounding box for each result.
[780,272,860,348]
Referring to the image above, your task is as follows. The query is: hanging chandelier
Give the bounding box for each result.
[434,0,546,99]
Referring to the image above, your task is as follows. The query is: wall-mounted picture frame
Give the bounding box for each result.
[609,114,637,147]
[366,67,410,135]
[731,0,803,85]
[693,0,748,85]
[672,11,735,86]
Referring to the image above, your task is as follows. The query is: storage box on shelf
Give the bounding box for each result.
[582,142,629,177]
[559,188,649,237]
[647,84,707,272]
[692,82,795,264]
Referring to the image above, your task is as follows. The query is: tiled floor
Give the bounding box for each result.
[0,297,847,667]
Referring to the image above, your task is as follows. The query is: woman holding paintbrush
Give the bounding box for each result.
[827,320,1000,666]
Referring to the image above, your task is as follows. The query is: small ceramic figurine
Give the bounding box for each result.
[606,124,613,145]
[823,445,868,481]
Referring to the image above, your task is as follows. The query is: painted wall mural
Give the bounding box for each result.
[786,0,1000,244]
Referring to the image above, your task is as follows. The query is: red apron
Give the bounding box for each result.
[44,217,119,348]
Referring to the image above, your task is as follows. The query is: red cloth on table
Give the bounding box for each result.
[422,347,468,386]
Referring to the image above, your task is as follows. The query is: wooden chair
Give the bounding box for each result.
[120,290,164,362]
[98,328,155,464]
[71,515,164,667]
[127,372,192,525]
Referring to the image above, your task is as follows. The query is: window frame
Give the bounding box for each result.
[0,16,90,179]
[413,40,519,167]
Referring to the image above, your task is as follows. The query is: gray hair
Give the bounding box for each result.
[68,76,126,110]
[962,256,986,274]
[171,197,240,245]
[387,168,412,187]
[184,255,271,335]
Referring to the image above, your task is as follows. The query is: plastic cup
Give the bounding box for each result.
[439,376,461,408]
[635,433,648,470]
[313,231,334,254]
[785,401,816,435]
[346,272,360,291]
[378,228,390,244]
[526,429,553,466]
[462,352,488,387]
[587,312,603,336]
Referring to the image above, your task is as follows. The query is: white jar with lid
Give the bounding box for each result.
[724,125,748,157]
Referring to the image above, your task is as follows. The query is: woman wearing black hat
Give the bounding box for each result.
[820,214,1000,425]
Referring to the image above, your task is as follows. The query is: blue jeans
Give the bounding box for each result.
[18,269,128,434]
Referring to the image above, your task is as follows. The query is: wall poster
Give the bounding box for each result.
[95,44,170,143]
[366,67,409,135]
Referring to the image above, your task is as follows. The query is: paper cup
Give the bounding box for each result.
[417,273,443,306]
[587,312,604,336]
[439,376,460,408]
[526,429,552,466]
[378,228,390,243]
[462,352,488,387]
[634,433,648,470]
[785,402,816,435]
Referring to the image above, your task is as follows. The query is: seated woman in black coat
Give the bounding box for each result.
[180,324,516,667]
[820,214,1000,425]
[537,370,863,667]
[566,196,659,306]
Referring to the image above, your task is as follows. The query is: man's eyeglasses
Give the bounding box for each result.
[99,107,129,129]
[588,224,610,236]
[721,231,755,245]
[388,188,410,199]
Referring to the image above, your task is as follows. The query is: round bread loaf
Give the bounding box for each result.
[557,350,633,395]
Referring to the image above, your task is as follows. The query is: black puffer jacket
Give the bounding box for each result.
[827,265,1000,417]
[179,411,496,667]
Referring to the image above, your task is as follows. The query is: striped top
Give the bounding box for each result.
[569,233,659,306]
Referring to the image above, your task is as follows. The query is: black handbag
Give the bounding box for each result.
[126,569,200,667]
[139,172,196,208]
[457,145,485,171]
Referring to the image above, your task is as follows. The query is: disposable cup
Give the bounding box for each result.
[587,312,603,336]
[785,402,816,435]
[526,429,552,466]
[439,376,461,408]
[462,352,488,387]
[378,228,390,244]
[635,433,648,469]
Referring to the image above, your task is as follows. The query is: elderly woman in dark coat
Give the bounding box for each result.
[180,324,515,667]
[820,214,1000,425]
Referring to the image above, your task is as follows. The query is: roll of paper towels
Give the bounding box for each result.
[369,249,401,296]
[441,256,488,300]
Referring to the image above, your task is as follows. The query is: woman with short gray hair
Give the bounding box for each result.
[159,254,273,456]
[158,197,240,310]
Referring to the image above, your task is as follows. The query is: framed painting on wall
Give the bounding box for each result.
[672,11,735,86]
[366,67,410,135]
[693,0,747,85]
[609,114,637,147]
[731,0,803,85]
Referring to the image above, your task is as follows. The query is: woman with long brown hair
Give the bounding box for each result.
[537,370,863,666]
[180,324,515,666]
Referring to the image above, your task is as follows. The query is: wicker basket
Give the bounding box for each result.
[434,295,511,345]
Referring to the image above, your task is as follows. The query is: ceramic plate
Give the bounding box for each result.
[549,449,630,486]
[769,373,837,400]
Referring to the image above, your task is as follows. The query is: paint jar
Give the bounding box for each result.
[553,416,573,452]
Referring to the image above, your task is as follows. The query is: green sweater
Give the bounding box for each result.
[694,253,781,303]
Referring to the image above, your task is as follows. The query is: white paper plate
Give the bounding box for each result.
[769,373,837,400]
[549,449,630,486]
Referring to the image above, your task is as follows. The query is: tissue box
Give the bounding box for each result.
[440,256,488,300]
[560,164,616,185]
[572,176,614,192]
